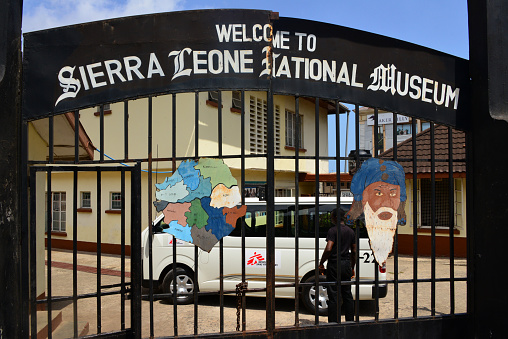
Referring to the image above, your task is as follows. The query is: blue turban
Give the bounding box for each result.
[350,158,407,202]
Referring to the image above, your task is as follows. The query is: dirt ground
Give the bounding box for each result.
[41,250,467,338]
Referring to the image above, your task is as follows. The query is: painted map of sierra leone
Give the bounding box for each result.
[153,158,247,252]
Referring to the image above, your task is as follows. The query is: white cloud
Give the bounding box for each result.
[22,0,184,32]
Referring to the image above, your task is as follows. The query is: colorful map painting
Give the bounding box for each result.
[153,158,247,252]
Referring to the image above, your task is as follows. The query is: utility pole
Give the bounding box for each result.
[0,0,23,337]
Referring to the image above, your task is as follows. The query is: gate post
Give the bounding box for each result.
[468,0,508,337]
[0,0,23,337]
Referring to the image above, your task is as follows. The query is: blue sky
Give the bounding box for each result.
[22,0,469,172]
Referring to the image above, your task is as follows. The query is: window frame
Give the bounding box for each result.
[208,91,219,103]
[418,178,455,229]
[94,103,112,116]
[110,192,122,210]
[285,109,303,149]
[80,191,91,208]
[231,90,242,110]
[46,191,66,233]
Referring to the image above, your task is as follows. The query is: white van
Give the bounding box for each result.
[141,196,387,315]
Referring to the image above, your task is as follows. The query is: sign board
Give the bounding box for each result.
[366,113,410,126]
[22,9,470,130]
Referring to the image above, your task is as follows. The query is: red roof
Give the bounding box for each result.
[379,125,466,175]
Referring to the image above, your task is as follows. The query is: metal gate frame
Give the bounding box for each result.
[1,5,496,336]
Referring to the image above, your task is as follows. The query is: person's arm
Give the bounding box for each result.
[350,243,357,276]
[319,240,334,274]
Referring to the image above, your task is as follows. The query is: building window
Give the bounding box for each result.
[454,179,463,229]
[232,91,242,110]
[285,110,303,148]
[47,192,66,232]
[420,178,450,227]
[208,91,219,103]
[97,103,110,111]
[249,96,280,155]
[81,192,91,208]
[275,188,293,197]
[111,192,122,210]
[421,121,431,132]
[340,181,351,190]
[397,124,412,135]
[94,103,112,116]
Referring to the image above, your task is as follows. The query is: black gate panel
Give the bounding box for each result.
[28,165,141,338]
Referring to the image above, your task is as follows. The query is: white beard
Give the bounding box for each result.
[364,202,398,266]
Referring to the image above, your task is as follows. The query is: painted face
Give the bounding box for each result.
[362,182,401,265]
[361,181,400,220]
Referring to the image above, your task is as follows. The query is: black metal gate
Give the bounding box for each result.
[27,164,141,338]
[19,9,473,339]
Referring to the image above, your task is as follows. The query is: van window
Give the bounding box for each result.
[231,209,267,237]
[291,207,331,238]
[230,204,356,238]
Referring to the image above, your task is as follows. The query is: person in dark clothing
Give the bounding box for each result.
[319,208,356,322]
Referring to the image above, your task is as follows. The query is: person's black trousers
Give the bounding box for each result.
[326,260,354,322]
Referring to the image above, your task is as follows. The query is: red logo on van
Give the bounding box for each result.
[247,252,265,266]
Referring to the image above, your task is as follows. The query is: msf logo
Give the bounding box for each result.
[246,252,265,266]
[55,66,81,106]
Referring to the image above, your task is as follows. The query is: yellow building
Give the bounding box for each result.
[30,91,347,254]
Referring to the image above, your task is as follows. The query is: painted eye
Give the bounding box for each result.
[375,192,383,196]
[390,192,397,197]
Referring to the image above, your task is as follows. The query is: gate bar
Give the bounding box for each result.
[335,99,342,324]
[47,169,53,338]
[412,119,418,318]
[29,166,37,339]
[21,121,29,338]
[266,88,276,334]
[72,170,78,337]
[74,110,79,163]
[313,98,320,324]
[124,101,129,160]
[121,169,126,330]
[100,104,105,163]
[218,90,225,334]
[430,122,436,316]
[354,104,360,323]
[131,162,142,339]
[241,90,247,332]
[49,116,54,163]
[194,91,200,335]
[171,93,178,337]
[148,95,154,337]
[294,95,301,326]
[448,126,455,315]
[374,108,379,156]
[392,113,399,320]
[373,108,380,322]
[97,167,102,333]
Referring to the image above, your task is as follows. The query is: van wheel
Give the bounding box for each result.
[302,274,328,316]
[162,267,195,304]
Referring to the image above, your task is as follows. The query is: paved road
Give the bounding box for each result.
[43,250,467,337]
